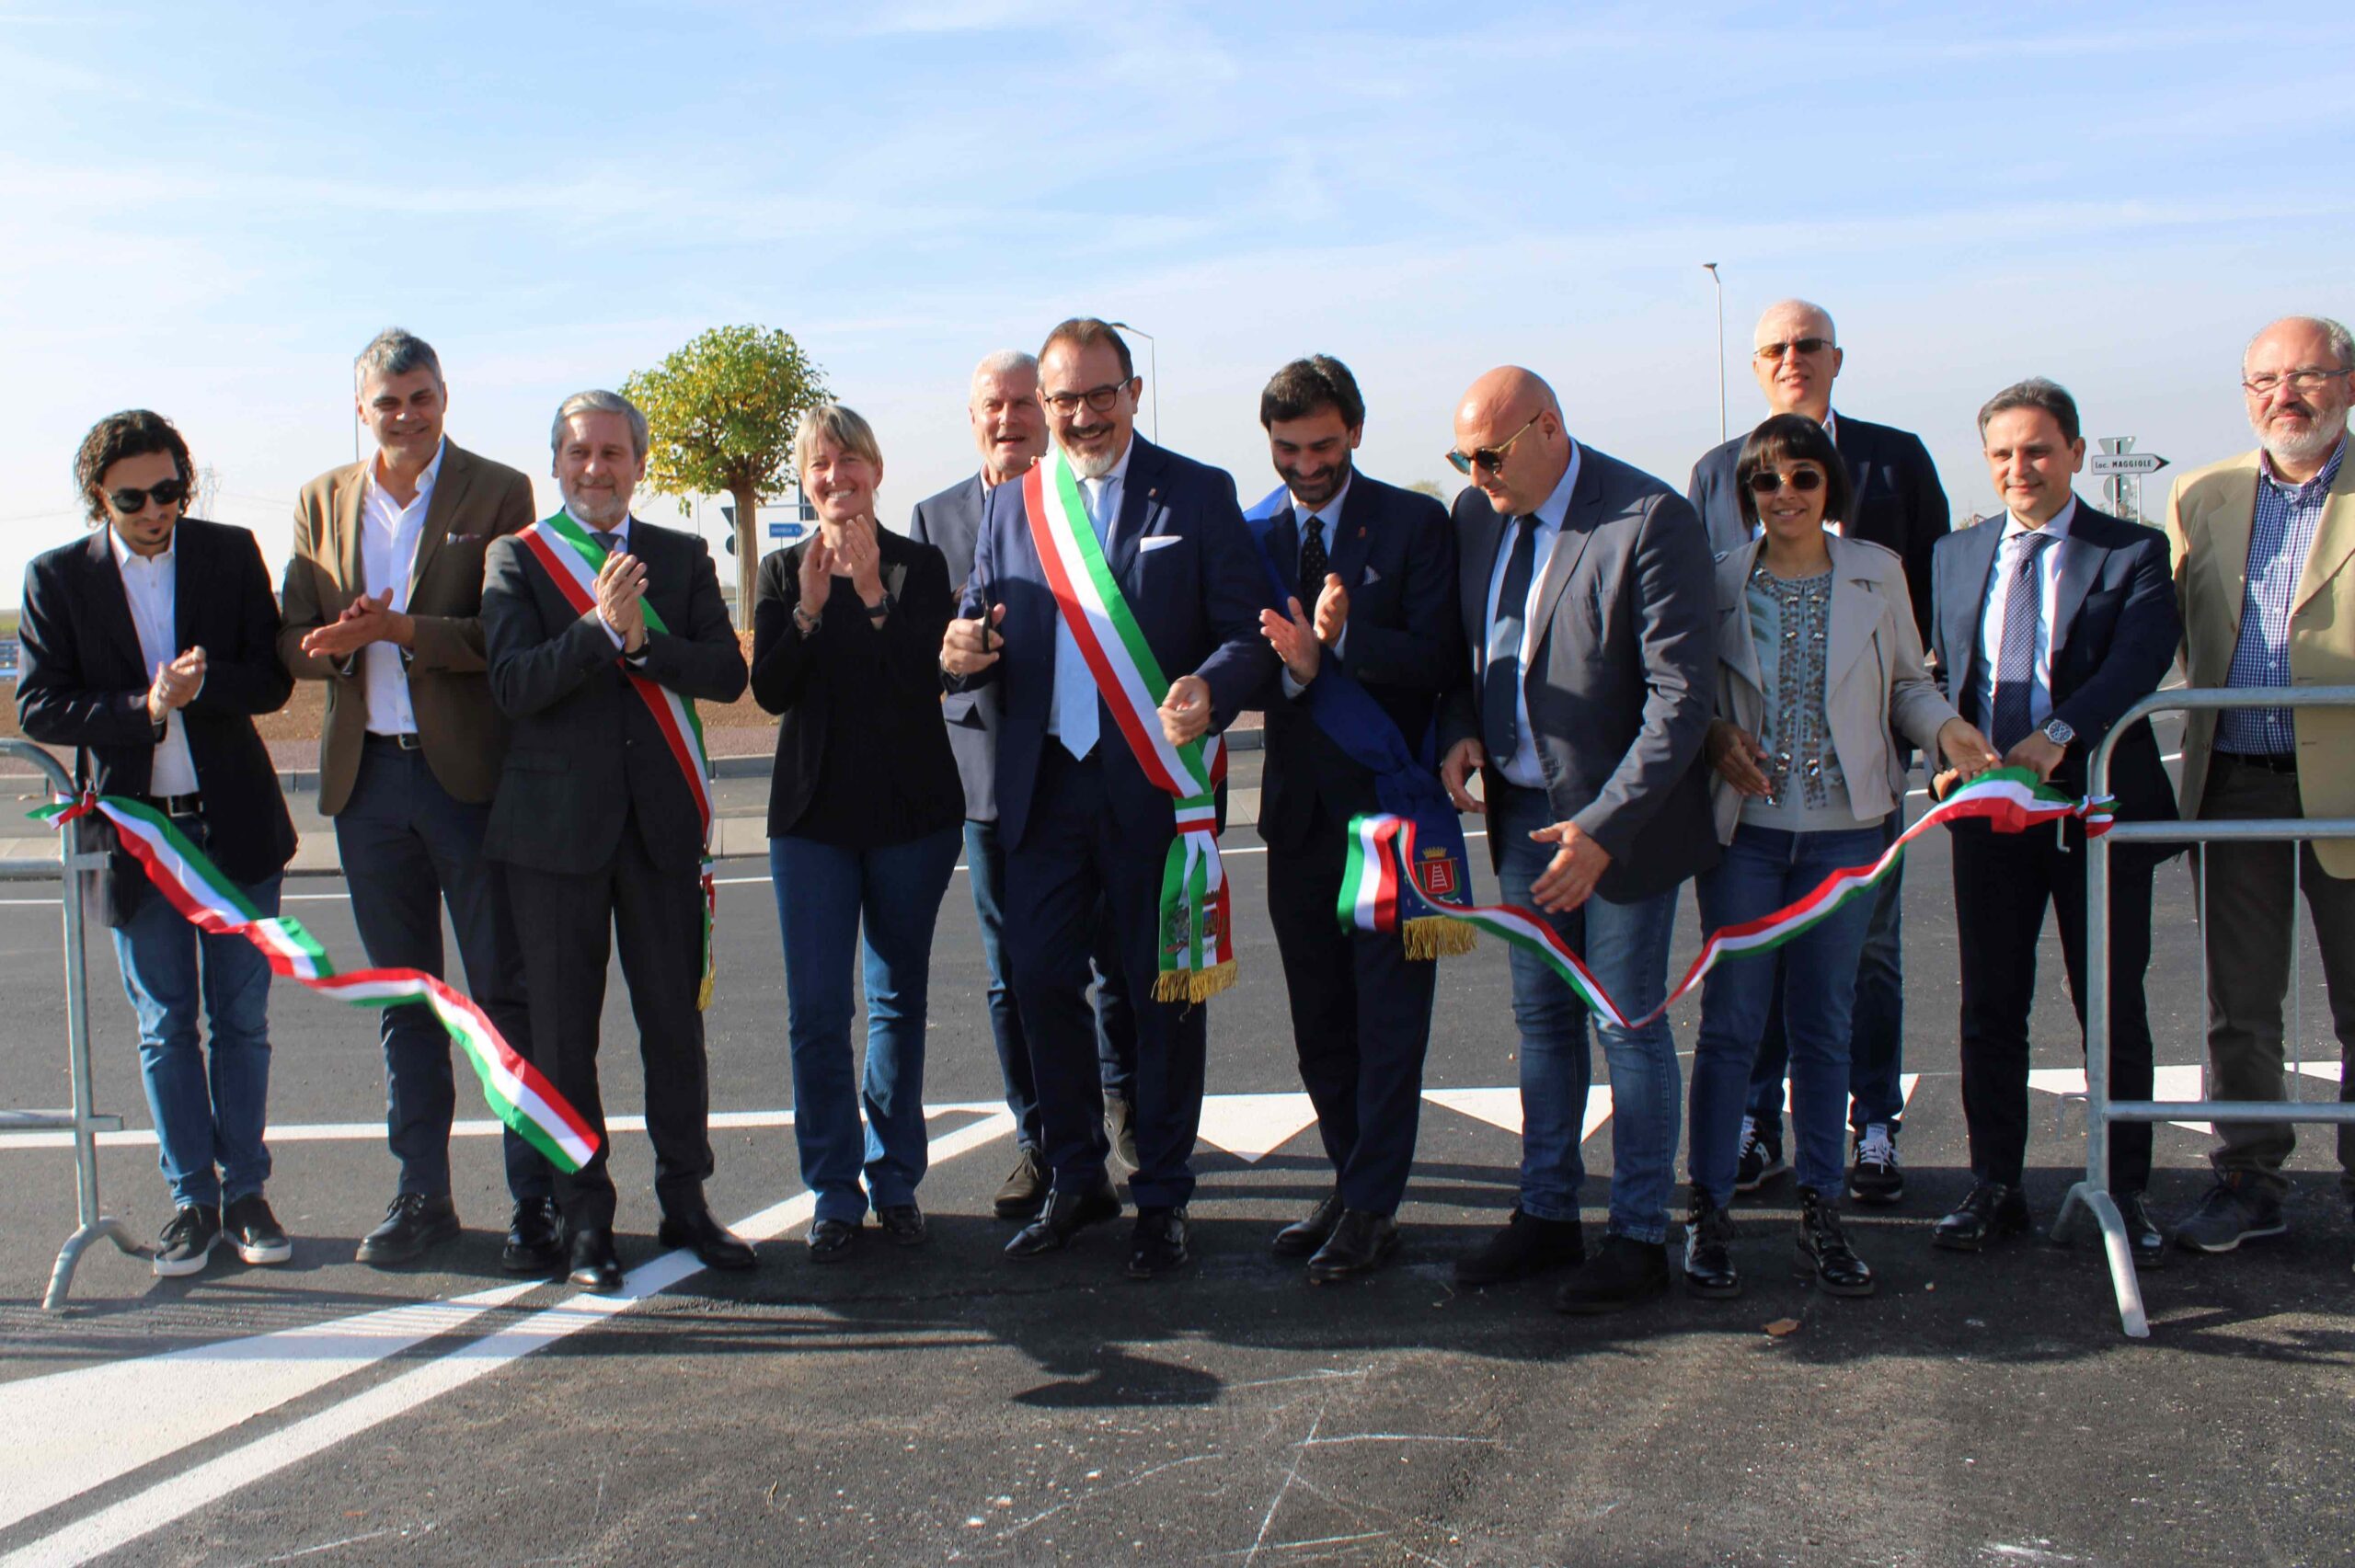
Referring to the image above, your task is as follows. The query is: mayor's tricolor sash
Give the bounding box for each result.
[1343,767,2115,1029]
[519,511,718,1009]
[1244,485,1475,958]
[1023,445,1235,1001]
[35,795,597,1173]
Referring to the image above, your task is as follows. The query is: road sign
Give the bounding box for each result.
[2091,452,2168,475]
[768,521,803,540]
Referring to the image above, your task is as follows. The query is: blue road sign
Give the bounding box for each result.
[768,521,804,540]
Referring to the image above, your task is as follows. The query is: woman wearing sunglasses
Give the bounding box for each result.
[1683,414,1996,1299]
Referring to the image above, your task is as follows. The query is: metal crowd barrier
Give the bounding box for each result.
[2052,685,2355,1338]
[0,739,139,1307]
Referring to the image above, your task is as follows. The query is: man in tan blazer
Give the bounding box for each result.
[279,327,557,1274]
[2165,314,2355,1254]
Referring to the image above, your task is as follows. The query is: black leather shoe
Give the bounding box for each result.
[2117,1191,2166,1269]
[500,1197,565,1276]
[1006,1177,1121,1256]
[1306,1209,1396,1284]
[658,1206,757,1270]
[1126,1207,1190,1279]
[1797,1186,1875,1297]
[807,1218,859,1262]
[994,1148,1049,1219]
[877,1204,927,1246]
[1932,1181,2032,1252]
[567,1226,625,1294]
[1273,1191,1345,1257]
[1555,1233,1672,1315]
[1104,1094,1140,1172]
[1454,1208,1584,1287]
[1682,1196,1740,1299]
[356,1193,461,1266]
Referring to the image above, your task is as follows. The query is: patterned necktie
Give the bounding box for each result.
[1989,529,2057,752]
[592,530,622,555]
[1481,515,1538,765]
[1299,513,1328,594]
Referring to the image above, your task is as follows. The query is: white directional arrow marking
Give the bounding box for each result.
[1422,1087,1616,1142]
[2027,1063,2213,1133]
[1192,1093,1322,1163]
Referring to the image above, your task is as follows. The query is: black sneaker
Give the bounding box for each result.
[1848,1124,1904,1207]
[222,1194,292,1265]
[1682,1196,1740,1299]
[877,1204,927,1246]
[1733,1116,1786,1196]
[1453,1208,1584,1287]
[1797,1186,1875,1296]
[1554,1233,1671,1315]
[153,1205,221,1277]
[356,1192,461,1266]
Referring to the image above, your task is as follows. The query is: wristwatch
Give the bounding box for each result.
[791,602,821,637]
[2040,717,2075,748]
[865,592,895,620]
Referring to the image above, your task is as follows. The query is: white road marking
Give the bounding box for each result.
[2028,1063,2214,1133]
[1421,1086,1615,1142]
[1194,1093,1320,1163]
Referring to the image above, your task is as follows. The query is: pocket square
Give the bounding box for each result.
[1138,535,1183,553]
[444,531,482,544]
[1361,565,1382,585]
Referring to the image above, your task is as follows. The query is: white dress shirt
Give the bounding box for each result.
[359,438,445,735]
[1048,439,1134,754]
[1279,471,1352,698]
[1972,496,2076,732]
[109,525,200,795]
[1485,444,1582,790]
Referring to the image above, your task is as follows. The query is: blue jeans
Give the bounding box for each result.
[772,829,961,1224]
[110,864,282,1209]
[1494,784,1683,1244]
[1691,821,1886,1205]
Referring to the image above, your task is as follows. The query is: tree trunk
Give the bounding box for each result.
[730,479,761,624]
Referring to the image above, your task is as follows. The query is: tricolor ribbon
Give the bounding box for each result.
[1342,766,2116,1029]
[37,794,598,1173]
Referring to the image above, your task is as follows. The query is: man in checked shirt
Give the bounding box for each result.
[2166,315,2355,1255]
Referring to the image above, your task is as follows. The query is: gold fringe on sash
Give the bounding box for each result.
[1402,916,1479,961]
[1155,960,1238,1004]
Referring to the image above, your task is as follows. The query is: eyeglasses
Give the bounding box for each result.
[1753,338,1833,361]
[2243,367,2352,396]
[107,478,190,514]
[1040,382,1129,417]
[1446,412,1543,476]
[1745,467,1825,495]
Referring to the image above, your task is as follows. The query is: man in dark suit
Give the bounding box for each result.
[1249,355,1461,1281]
[1686,299,1951,1206]
[1927,378,2180,1264]
[18,409,297,1277]
[481,389,751,1293]
[909,349,1138,1220]
[1437,367,1717,1313]
[940,317,1278,1279]
[280,328,557,1273]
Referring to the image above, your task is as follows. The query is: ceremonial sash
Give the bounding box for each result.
[35,795,597,1173]
[1243,485,1475,958]
[1022,446,1235,1001]
[518,512,718,1008]
[1342,767,2115,1028]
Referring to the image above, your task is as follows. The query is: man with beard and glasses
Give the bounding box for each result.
[479,390,751,1293]
[1247,355,1461,1282]
[2165,315,2355,1255]
[941,317,1275,1280]
[910,349,1139,1223]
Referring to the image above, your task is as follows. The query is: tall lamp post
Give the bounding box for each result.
[1109,320,1158,441]
[1702,262,1726,444]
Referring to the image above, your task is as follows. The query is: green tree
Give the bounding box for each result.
[623,325,829,611]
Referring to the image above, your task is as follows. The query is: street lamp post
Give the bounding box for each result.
[1702,262,1726,445]
[1108,320,1158,441]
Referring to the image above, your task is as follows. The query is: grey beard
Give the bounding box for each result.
[1063,436,1123,480]
[564,488,629,527]
[2255,406,2349,468]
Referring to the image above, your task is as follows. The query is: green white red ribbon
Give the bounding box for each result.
[1022,444,1235,1001]
[1342,766,2116,1030]
[36,794,598,1173]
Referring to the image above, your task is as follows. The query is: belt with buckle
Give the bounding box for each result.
[145,792,204,818]
[2220,750,2298,774]
[365,732,424,751]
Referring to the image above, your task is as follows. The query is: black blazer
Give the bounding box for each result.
[906,474,998,820]
[749,525,962,842]
[17,519,295,926]
[1252,474,1462,853]
[1688,413,1950,638]
[1928,498,2180,826]
[480,517,746,875]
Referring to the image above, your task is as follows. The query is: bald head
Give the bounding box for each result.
[1751,298,1843,420]
[1453,366,1569,516]
[969,349,1045,486]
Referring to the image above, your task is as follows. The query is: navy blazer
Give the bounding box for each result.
[1251,473,1461,853]
[17,519,296,926]
[1688,413,1950,638]
[1928,497,2179,826]
[908,473,997,821]
[953,437,1279,852]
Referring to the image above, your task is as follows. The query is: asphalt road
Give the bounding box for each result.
[2,727,2352,1566]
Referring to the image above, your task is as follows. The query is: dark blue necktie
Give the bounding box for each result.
[1299,514,1328,592]
[1989,530,2056,751]
[1482,515,1537,764]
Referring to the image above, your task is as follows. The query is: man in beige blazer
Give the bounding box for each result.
[2165,314,2355,1253]
[279,327,557,1274]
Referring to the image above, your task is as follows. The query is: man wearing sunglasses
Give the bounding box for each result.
[1436,367,1717,1314]
[18,410,298,1277]
[280,328,557,1274]
[1684,299,1952,1210]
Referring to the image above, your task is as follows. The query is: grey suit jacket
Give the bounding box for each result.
[907,473,996,822]
[1441,444,1719,903]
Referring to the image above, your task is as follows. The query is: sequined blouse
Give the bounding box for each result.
[1740,564,1861,829]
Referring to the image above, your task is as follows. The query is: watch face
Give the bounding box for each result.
[2044,720,2074,745]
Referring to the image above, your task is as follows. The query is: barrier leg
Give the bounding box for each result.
[44,1218,143,1311]
[2055,1180,2149,1339]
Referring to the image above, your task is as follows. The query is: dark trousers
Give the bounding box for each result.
[335,737,548,1204]
[1004,747,1206,1209]
[1267,797,1436,1214]
[502,812,713,1230]
[1950,817,2158,1193]
[964,817,1138,1150]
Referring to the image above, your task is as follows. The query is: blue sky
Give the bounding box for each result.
[2,2,2348,602]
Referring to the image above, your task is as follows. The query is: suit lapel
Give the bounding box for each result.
[2051,501,2104,658]
[1326,480,1377,591]
[1268,503,1302,599]
[1719,540,1765,694]
[1835,418,1873,509]
[1462,503,1503,666]
[1109,439,1163,587]
[1821,536,1879,688]
[410,442,473,598]
[170,521,200,656]
[84,529,148,685]
[338,461,368,595]
[1947,521,2004,699]
[1527,452,1600,640]
[2293,459,2355,612]
[2203,463,2259,630]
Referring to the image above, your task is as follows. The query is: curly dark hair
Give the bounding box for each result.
[1259,355,1365,431]
[1734,413,1854,532]
[74,409,192,527]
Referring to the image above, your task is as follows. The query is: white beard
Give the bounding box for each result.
[2254,405,2349,469]
[563,486,630,528]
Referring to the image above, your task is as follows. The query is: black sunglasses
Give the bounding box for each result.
[1446,412,1543,476]
[107,478,191,514]
[1746,468,1825,495]
[1753,337,1833,361]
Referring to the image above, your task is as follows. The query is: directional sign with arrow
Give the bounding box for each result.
[2091,452,2169,475]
